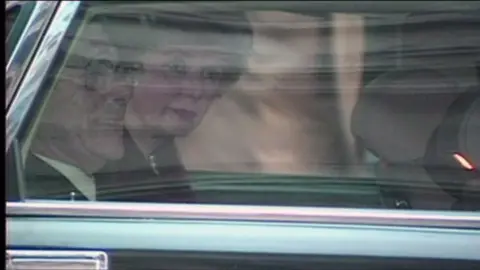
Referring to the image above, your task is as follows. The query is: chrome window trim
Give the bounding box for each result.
[7,201,480,229]
[6,250,108,270]
[7,216,480,260]
[6,1,81,153]
[6,1,58,109]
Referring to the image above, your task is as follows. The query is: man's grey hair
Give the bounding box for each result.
[92,11,252,58]
[86,10,253,86]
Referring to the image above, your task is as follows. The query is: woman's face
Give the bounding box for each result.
[129,43,244,136]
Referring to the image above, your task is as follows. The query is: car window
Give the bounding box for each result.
[6,2,22,56]
[6,1,57,109]
[6,2,24,89]
[8,1,480,211]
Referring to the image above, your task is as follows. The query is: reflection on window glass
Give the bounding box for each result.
[6,3,21,37]
[21,1,480,211]
[6,3,22,60]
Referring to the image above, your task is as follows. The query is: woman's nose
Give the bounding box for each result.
[177,72,211,99]
[181,84,204,99]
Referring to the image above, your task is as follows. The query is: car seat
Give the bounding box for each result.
[424,88,480,210]
[351,11,480,210]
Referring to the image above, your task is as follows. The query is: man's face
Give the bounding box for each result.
[127,30,248,137]
[79,57,139,159]
[36,45,137,169]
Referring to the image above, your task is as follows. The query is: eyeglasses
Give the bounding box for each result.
[84,58,144,92]
[144,56,242,89]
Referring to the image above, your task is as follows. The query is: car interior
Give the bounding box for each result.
[9,2,480,211]
[352,11,480,211]
[192,9,480,211]
[6,2,480,270]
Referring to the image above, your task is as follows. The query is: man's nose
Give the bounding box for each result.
[102,81,134,116]
[103,78,135,102]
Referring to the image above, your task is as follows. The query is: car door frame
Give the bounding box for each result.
[6,1,59,110]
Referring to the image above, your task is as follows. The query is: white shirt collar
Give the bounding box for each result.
[35,154,96,201]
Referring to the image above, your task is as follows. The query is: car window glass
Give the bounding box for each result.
[6,8,19,32]
[6,5,21,91]
[14,1,480,212]
[6,1,57,109]
[6,3,21,55]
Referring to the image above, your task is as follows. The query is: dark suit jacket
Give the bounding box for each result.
[25,154,89,201]
[94,130,196,203]
[24,131,196,203]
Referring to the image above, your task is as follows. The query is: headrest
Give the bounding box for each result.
[351,68,461,163]
[423,89,480,200]
[425,89,480,168]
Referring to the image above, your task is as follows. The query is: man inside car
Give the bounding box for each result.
[24,23,137,201]
[25,11,252,202]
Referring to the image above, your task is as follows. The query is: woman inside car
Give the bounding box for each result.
[95,11,253,202]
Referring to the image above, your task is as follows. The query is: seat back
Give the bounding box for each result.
[424,88,480,208]
[351,11,480,209]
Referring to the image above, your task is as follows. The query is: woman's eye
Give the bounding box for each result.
[116,62,144,75]
[164,57,186,76]
[203,67,240,85]
[202,68,224,82]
